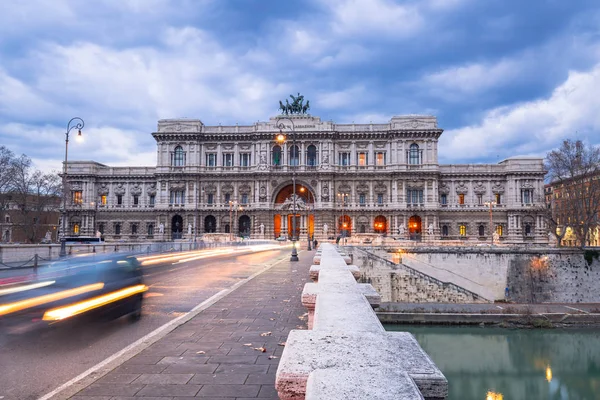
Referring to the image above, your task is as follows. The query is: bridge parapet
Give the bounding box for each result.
[276,243,448,400]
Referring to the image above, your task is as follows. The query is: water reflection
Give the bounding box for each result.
[385,325,600,400]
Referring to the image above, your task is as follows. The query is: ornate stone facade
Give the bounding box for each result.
[62,114,548,244]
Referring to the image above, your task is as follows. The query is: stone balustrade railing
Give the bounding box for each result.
[276,243,448,399]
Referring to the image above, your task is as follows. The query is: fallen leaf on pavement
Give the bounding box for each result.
[243,343,253,346]
[196,351,206,354]
[268,355,278,359]
[254,347,267,352]
[278,342,286,346]
[269,318,275,321]
[260,332,272,337]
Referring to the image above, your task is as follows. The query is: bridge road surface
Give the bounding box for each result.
[0,247,292,400]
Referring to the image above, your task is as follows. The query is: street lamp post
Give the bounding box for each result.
[276,118,299,262]
[60,117,85,258]
[484,198,497,246]
[300,187,314,251]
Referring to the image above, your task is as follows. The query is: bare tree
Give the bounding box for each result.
[546,139,600,247]
[11,155,62,243]
[0,146,16,212]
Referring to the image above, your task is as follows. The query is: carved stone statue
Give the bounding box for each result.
[493,231,500,244]
[398,224,406,236]
[260,223,265,235]
[323,223,328,235]
[278,93,310,115]
[427,224,434,236]
[45,231,52,241]
[159,223,164,234]
[95,230,102,238]
[188,223,192,235]
[260,154,267,164]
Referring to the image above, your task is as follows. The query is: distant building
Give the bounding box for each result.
[545,174,600,247]
[62,113,548,244]
[0,194,60,243]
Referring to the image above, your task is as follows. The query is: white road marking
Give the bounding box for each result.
[564,306,589,314]
[37,252,291,400]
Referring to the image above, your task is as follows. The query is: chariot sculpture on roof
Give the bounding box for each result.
[278,93,310,115]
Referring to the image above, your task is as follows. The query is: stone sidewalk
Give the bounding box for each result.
[70,250,312,400]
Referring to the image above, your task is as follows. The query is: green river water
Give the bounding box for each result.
[384,325,600,400]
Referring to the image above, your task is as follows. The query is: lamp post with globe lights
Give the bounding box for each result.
[275,118,299,261]
[59,117,85,257]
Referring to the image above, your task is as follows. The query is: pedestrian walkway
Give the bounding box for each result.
[69,250,312,400]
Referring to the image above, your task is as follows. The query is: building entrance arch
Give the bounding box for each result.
[408,215,421,241]
[273,183,315,240]
[239,215,251,237]
[172,215,183,239]
[338,215,352,238]
[374,215,387,234]
[204,215,216,233]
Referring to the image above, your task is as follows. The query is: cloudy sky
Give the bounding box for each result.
[1,0,600,172]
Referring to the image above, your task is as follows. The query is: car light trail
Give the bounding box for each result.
[42,284,148,321]
[0,283,104,317]
[0,280,56,296]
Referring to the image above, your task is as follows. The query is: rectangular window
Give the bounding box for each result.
[241,193,248,204]
[206,153,217,167]
[223,153,234,167]
[131,224,138,235]
[359,193,366,204]
[458,193,465,205]
[117,195,123,205]
[440,194,447,205]
[521,189,532,204]
[495,193,502,204]
[98,223,104,234]
[357,152,368,166]
[149,195,155,206]
[100,195,107,205]
[338,152,351,166]
[133,195,139,206]
[73,191,83,205]
[459,225,467,236]
[377,193,384,205]
[115,223,121,235]
[407,189,424,205]
[240,153,251,167]
[170,190,185,205]
[147,224,154,236]
[477,194,483,205]
[376,152,385,166]
[224,193,231,203]
[496,225,503,236]
[207,193,214,205]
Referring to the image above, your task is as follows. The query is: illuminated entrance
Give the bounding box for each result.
[338,215,352,237]
[408,215,422,240]
[273,184,315,240]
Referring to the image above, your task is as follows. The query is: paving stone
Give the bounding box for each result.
[75,383,145,397]
[132,373,193,384]
[197,384,261,398]
[94,373,140,384]
[188,373,248,385]
[245,373,276,385]
[135,384,202,397]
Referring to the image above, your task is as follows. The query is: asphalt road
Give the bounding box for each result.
[0,247,291,400]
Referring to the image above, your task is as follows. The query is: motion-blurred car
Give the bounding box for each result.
[0,254,146,331]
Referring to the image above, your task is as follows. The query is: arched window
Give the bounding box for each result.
[360,224,366,233]
[479,225,485,237]
[496,224,503,236]
[409,144,420,165]
[173,146,185,167]
[289,145,299,166]
[442,225,449,236]
[525,224,531,236]
[73,224,80,234]
[272,145,282,166]
[459,225,467,236]
[306,145,317,166]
